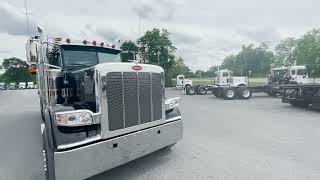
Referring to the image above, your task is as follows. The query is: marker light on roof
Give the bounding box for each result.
[54,37,62,42]
[66,38,71,43]
[92,40,97,46]
[100,42,104,46]
[82,40,88,45]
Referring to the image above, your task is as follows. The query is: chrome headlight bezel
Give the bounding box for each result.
[54,110,94,127]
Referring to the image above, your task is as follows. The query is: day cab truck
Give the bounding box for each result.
[176,74,192,89]
[185,66,310,100]
[26,25,183,180]
[185,69,252,99]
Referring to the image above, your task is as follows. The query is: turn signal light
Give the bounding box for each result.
[28,66,37,74]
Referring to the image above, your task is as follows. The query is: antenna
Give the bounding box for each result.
[24,0,31,37]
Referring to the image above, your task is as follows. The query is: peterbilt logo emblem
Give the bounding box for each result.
[132,65,143,71]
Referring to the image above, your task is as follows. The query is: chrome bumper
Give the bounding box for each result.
[54,119,183,180]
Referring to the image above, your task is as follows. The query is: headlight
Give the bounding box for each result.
[165,97,181,111]
[55,110,94,127]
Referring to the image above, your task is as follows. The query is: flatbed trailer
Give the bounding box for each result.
[185,84,289,100]
[282,84,320,110]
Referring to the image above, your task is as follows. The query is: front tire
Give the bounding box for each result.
[42,130,55,180]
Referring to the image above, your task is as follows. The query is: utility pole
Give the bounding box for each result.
[138,15,141,38]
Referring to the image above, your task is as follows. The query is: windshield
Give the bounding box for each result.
[297,69,307,75]
[273,69,287,77]
[61,45,121,69]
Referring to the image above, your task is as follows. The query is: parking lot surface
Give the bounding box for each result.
[1,89,320,180]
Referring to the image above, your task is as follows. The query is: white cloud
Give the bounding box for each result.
[1,0,320,71]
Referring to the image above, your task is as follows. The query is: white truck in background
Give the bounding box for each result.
[176,74,193,89]
[214,69,247,86]
[27,82,35,89]
[18,82,26,89]
[0,82,5,90]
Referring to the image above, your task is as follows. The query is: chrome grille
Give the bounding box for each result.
[106,72,163,131]
[105,72,124,131]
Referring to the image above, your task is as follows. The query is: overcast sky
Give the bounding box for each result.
[0,0,319,71]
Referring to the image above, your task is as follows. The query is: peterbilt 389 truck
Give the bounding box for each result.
[26,25,183,180]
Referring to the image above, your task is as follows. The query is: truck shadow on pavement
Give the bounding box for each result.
[88,147,174,180]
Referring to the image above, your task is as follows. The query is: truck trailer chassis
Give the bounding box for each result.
[185,84,290,100]
[282,84,320,110]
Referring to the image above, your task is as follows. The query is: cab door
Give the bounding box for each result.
[296,69,308,84]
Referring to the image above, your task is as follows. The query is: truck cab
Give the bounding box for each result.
[215,69,247,86]
[176,74,192,89]
[287,65,308,84]
[26,25,183,180]
[268,67,287,85]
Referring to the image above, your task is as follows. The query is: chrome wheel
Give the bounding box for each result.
[226,90,235,98]
[242,89,251,98]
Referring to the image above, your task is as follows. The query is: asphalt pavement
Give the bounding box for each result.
[1,89,320,180]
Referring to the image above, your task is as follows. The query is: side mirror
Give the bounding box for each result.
[26,39,40,64]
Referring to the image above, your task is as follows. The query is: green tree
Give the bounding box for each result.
[171,57,194,78]
[120,40,139,52]
[1,57,35,84]
[221,43,274,76]
[207,65,219,77]
[294,29,320,76]
[274,37,297,66]
[137,28,177,86]
[120,40,139,62]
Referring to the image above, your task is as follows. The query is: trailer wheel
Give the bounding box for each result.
[197,87,207,95]
[223,88,236,100]
[237,87,252,99]
[186,86,196,95]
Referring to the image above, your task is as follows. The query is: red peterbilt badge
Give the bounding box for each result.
[132,65,143,71]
